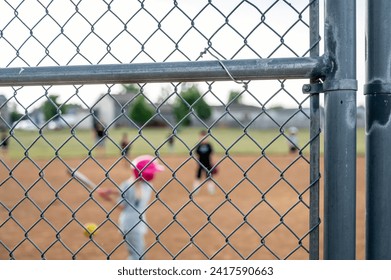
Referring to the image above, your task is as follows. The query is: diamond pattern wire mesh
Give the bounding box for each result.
[0,0,321,259]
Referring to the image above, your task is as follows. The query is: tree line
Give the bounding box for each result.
[9,84,242,127]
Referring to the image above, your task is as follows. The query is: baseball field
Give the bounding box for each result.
[0,128,366,260]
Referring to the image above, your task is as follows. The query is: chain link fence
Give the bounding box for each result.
[0,0,321,260]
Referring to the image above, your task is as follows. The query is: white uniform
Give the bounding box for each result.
[117,178,153,260]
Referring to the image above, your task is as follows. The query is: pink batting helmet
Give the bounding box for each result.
[132,155,164,181]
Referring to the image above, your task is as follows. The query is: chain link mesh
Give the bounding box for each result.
[0,0,321,260]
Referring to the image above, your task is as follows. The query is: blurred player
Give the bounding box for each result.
[193,130,216,194]
[287,126,299,154]
[1,130,9,159]
[93,121,106,156]
[167,133,175,153]
[98,155,164,260]
[120,132,131,166]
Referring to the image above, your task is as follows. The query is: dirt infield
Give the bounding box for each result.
[0,155,365,260]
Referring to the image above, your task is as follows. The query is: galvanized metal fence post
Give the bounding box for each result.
[309,0,321,261]
[365,0,391,260]
[323,0,357,259]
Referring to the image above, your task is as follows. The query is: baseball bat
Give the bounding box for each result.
[67,169,113,200]
[67,169,96,190]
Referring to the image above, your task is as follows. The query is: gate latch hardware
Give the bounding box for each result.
[303,79,357,94]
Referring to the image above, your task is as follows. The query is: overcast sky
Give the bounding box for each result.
[0,0,366,112]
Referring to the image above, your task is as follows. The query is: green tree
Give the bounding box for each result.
[122,84,139,94]
[128,95,154,126]
[42,95,67,121]
[10,110,24,123]
[173,85,211,126]
[228,90,242,104]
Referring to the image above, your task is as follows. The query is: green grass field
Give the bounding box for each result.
[4,127,366,160]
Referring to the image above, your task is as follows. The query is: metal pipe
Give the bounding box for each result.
[365,0,391,260]
[323,0,357,260]
[309,0,320,261]
[0,57,327,86]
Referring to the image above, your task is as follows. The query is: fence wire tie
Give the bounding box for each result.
[200,48,249,89]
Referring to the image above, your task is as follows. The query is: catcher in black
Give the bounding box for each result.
[193,130,216,194]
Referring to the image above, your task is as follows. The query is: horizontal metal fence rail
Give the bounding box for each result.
[0,57,327,86]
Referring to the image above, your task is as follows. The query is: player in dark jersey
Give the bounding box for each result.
[193,130,215,194]
[120,132,131,167]
[1,131,9,159]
